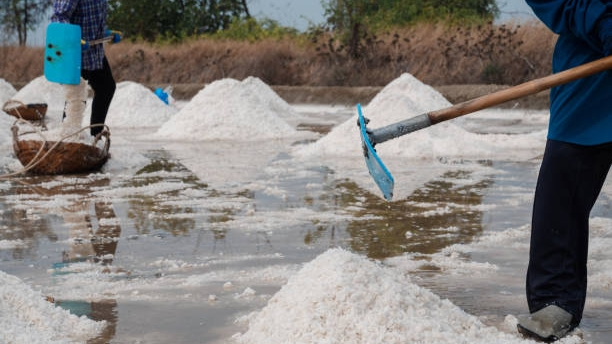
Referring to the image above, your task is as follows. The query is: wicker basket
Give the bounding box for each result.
[3,100,48,122]
[11,125,110,175]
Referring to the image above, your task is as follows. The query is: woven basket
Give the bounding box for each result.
[3,100,48,121]
[11,126,110,175]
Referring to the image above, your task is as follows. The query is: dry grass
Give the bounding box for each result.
[0,21,556,87]
[0,45,45,83]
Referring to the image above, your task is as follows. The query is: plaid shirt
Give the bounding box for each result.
[51,0,108,71]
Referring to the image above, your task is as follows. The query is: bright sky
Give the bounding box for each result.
[247,0,327,31]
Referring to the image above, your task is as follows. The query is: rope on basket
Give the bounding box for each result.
[0,105,109,178]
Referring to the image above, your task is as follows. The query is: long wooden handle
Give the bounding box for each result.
[368,55,612,145]
[429,54,612,124]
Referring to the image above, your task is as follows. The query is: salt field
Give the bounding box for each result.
[1,74,611,343]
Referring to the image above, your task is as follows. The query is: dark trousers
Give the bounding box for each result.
[81,57,116,136]
[526,139,612,325]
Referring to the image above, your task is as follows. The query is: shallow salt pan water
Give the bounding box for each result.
[0,75,609,343]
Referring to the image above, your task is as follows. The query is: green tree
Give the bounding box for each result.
[322,0,499,56]
[324,0,498,30]
[0,0,52,45]
[107,0,250,42]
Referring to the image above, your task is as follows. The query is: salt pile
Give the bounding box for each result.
[0,79,17,106]
[0,271,105,344]
[234,248,534,344]
[155,77,298,141]
[0,101,16,145]
[295,73,546,161]
[1,78,152,174]
[95,81,177,128]
[10,76,66,114]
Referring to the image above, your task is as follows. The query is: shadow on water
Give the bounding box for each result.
[328,169,494,260]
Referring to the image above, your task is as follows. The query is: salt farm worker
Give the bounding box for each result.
[51,0,120,138]
[517,0,612,342]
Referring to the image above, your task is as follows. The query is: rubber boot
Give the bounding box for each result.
[517,305,574,342]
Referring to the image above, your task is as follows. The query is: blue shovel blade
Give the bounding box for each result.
[357,104,394,200]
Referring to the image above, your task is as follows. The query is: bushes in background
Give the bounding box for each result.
[0,21,555,87]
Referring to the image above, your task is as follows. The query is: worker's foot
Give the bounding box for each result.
[517,305,574,342]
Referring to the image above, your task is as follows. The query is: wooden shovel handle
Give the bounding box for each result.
[428,55,612,124]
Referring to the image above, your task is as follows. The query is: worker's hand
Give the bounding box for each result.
[598,15,612,56]
[105,30,122,44]
[81,39,89,51]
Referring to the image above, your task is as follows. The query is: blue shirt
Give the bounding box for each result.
[527,0,612,145]
[51,0,108,71]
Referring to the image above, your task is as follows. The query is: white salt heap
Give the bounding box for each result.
[296,73,546,161]
[155,77,298,141]
[95,81,177,128]
[10,76,66,114]
[0,271,105,344]
[0,79,17,106]
[1,78,152,172]
[293,73,547,199]
[235,248,534,344]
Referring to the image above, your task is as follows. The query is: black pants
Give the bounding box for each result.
[81,57,116,136]
[526,139,612,325]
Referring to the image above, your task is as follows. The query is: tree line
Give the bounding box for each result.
[0,0,498,46]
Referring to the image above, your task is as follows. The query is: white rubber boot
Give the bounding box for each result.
[61,78,88,141]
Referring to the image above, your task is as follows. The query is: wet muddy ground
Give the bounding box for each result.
[1,103,611,343]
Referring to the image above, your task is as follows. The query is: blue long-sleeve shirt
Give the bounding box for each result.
[527,0,612,145]
[51,0,108,71]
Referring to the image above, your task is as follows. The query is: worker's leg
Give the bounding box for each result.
[82,57,116,136]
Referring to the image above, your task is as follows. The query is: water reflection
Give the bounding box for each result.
[337,170,493,260]
[53,299,118,344]
[304,224,336,247]
[126,157,203,236]
[57,198,121,268]
[0,205,56,260]
[47,179,120,344]
[0,176,121,342]
[0,177,117,261]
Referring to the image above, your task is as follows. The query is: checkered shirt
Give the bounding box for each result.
[52,0,108,71]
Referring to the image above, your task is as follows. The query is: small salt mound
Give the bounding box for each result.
[295,73,545,161]
[0,271,105,344]
[94,81,177,128]
[11,76,65,113]
[293,73,458,158]
[155,77,297,141]
[234,248,528,344]
[0,79,17,106]
[0,105,17,146]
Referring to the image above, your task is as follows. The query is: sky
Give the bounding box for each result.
[247,0,327,31]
